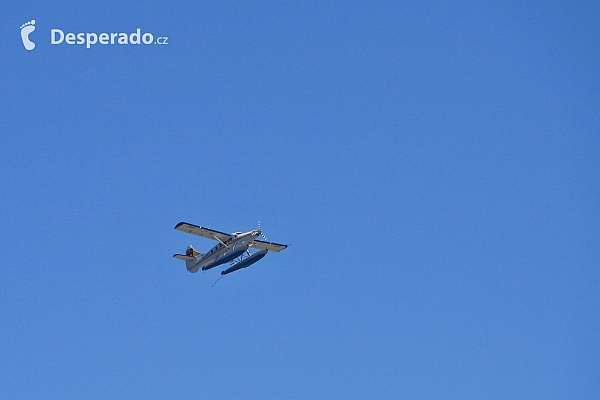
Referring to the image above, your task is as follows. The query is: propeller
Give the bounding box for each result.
[257,221,268,241]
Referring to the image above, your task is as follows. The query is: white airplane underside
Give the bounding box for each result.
[172,222,287,275]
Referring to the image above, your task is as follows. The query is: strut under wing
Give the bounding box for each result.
[249,239,288,252]
[174,222,231,242]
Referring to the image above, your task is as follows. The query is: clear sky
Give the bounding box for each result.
[1,1,598,398]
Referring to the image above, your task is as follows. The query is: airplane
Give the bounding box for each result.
[173,222,288,275]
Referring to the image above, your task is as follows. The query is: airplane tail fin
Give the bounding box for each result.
[186,245,201,257]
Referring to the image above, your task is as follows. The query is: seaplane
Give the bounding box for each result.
[173,222,288,276]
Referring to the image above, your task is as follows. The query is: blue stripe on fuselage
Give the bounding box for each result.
[201,249,246,271]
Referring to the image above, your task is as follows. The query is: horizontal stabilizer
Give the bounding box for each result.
[173,254,196,261]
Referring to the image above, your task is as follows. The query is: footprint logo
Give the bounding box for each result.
[20,20,36,50]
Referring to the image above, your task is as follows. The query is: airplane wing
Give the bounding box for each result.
[249,239,288,252]
[174,222,231,242]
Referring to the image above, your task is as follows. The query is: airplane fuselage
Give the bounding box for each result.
[186,230,261,273]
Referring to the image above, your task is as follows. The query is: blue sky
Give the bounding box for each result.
[1,1,598,398]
